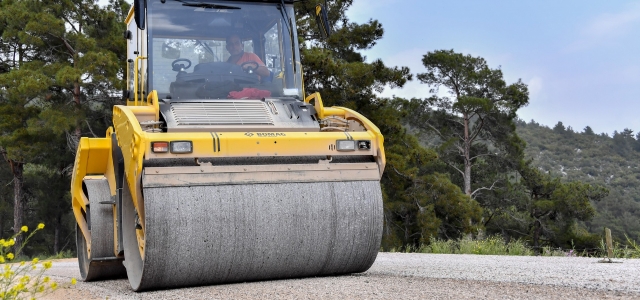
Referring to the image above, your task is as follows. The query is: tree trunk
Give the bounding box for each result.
[74,81,82,150]
[1,148,25,249]
[11,161,24,251]
[54,213,61,254]
[463,113,472,195]
[533,219,541,255]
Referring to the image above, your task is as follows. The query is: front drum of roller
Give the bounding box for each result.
[121,180,383,291]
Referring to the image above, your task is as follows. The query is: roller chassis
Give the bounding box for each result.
[71,0,386,291]
[71,92,387,291]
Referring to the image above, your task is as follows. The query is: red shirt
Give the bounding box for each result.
[228,52,265,66]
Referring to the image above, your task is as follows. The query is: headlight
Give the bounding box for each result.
[357,140,371,150]
[170,141,193,153]
[336,140,356,151]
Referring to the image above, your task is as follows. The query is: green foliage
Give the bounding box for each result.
[296,1,411,109]
[621,235,640,258]
[516,120,640,245]
[0,0,128,255]
[415,235,534,256]
[506,164,609,252]
[406,49,529,199]
[597,234,640,259]
[295,2,478,249]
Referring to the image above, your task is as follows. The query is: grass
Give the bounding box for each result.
[599,234,640,259]
[14,249,75,263]
[386,236,534,256]
[386,234,640,258]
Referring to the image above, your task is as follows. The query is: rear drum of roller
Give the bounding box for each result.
[77,179,126,281]
[122,180,382,291]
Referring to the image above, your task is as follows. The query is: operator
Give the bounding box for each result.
[226,34,271,79]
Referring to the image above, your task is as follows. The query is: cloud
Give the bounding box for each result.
[583,5,640,38]
[346,0,400,22]
[380,47,425,69]
[373,47,430,99]
[566,3,640,52]
[527,76,543,99]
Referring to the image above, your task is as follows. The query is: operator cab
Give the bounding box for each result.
[147,0,303,100]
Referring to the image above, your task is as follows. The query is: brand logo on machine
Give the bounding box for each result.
[257,133,286,137]
[245,132,287,137]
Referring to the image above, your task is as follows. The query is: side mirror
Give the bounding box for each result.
[134,0,146,30]
[315,4,331,39]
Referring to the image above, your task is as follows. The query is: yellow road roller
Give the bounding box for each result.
[70,0,385,291]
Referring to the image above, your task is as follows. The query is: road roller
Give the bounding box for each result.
[70,0,385,291]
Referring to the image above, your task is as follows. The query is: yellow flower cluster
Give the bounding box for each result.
[0,222,76,298]
[0,239,15,248]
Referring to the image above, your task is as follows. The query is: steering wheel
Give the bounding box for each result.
[172,58,192,72]
[240,61,260,74]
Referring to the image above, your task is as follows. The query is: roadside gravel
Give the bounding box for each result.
[42,253,640,299]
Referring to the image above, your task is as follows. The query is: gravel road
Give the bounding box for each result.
[43,253,640,299]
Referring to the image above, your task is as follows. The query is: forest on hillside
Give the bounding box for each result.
[517,120,640,242]
[0,0,637,259]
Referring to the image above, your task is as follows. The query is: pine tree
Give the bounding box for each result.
[294,3,481,248]
[407,50,529,198]
[0,0,128,251]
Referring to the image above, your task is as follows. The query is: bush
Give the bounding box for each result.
[416,235,534,256]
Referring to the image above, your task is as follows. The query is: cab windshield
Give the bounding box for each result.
[148,0,303,100]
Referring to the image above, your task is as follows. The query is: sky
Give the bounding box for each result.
[108,0,640,135]
[345,0,640,135]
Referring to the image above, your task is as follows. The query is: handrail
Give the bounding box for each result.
[133,56,147,106]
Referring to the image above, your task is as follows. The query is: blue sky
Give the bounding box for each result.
[346,0,640,135]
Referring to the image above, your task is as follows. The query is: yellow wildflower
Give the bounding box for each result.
[43,261,52,269]
[7,253,14,260]
[50,282,58,290]
[31,265,36,270]
[43,276,50,283]
[20,226,28,232]
[71,278,77,285]
[32,258,38,264]
[0,256,4,263]
[37,223,44,230]
[37,286,44,292]
[20,261,25,266]
[9,239,15,246]
[2,242,10,247]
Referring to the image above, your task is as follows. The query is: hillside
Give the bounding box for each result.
[516,119,640,241]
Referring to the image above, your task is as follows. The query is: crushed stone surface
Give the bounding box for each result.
[42,253,640,299]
